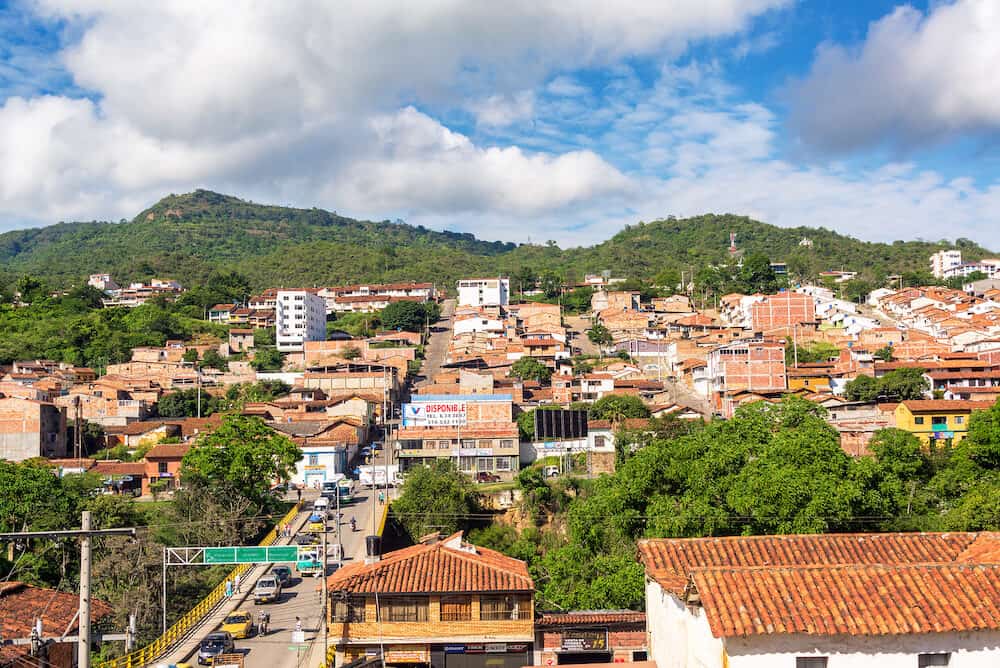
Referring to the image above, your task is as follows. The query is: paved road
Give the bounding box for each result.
[163,489,383,668]
[415,298,455,389]
[564,314,598,357]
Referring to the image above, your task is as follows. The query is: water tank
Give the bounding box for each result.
[365,535,381,558]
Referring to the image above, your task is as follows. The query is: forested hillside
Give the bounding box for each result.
[0,191,991,291]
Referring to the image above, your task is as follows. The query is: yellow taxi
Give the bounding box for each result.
[306,513,326,533]
[220,611,254,639]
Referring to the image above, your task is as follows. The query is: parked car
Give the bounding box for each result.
[543,465,560,478]
[475,471,500,483]
[253,576,282,604]
[220,611,254,639]
[197,632,234,665]
[295,532,319,546]
[271,565,293,586]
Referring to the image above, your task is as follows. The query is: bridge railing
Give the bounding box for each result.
[95,501,303,668]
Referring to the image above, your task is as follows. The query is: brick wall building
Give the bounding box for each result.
[0,396,67,461]
[749,292,815,332]
[536,611,648,666]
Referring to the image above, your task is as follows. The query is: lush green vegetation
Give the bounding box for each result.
[1,193,993,297]
[378,300,441,332]
[0,286,227,366]
[845,367,929,402]
[391,460,482,540]
[467,397,1000,610]
[0,427,299,651]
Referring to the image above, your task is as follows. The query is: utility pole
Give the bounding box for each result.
[0,516,135,668]
[79,511,92,668]
[322,519,329,661]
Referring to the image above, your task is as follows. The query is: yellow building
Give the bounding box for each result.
[327,531,534,668]
[893,400,993,446]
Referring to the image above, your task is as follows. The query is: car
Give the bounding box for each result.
[306,513,326,533]
[271,565,293,586]
[220,611,254,639]
[295,532,320,545]
[197,632,235,665]
[475,471,500,483]
[253,576,282,604]
[320,481,339,500]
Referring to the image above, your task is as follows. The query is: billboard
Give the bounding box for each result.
[402,401,468,427]
[534,409,589,441]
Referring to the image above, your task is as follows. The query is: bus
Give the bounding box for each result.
[337,479,354,505]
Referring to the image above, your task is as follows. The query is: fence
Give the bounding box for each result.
[95,501,303,668]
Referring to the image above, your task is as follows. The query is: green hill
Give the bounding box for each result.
[0,192,991,291]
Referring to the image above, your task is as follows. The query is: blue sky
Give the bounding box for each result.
[0,0,998,248]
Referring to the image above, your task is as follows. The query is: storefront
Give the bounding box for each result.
[350,643,533,668]
[555,631,611,664]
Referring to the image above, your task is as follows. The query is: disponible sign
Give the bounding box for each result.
[402,401,468,427]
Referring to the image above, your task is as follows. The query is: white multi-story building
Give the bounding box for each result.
[930,250,963,278]
[276,290,326,352]
[457,277,509,307]
[942,259,1000,280]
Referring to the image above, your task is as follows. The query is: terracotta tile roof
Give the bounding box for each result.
[144,443,191,460]
[327,532,532,594]
[637,532,989,595]
[92,461,147,476]
[0,582,113,648]
[536,611,645,626]
[692,563,1000,637]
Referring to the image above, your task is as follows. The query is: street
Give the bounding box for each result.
[160,488,383,668]
[238,489,380,668]
[415,298,455,389]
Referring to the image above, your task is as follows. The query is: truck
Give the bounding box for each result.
[357,464,401,489]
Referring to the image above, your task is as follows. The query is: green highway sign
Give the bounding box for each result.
[203,545,300,564]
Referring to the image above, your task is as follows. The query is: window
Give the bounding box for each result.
[158,462,168,474]
[480,595,528,621]
[459,456,476,472]
[496,456,512,471]
[795,659,827,668]
[439,595,472,621]
[915,417,925,425]
[918,654,950,667]
[932,416,947,426]
[332,596,366,622]
[594,436,606,448]
[955,416,964,425]
[308,454,319,465]
[461,439,476,448]
[477,457,492,472]
[380,597,428,622]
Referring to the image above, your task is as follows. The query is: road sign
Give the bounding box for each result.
[203,545,300,564]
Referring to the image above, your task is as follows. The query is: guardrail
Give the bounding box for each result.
[96,501,303,668]
[316,645,337,668]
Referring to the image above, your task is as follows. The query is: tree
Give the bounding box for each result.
[250,347,283,371]
[510,357,552,383]
[587,324,612,348]
[157,389,206,418]
[200,348,228,371]
[379,301,428,332]
[962,399,1000,470]
[182,348,199,364]
[843,279,873,303]
[341,346,362,360]
[844,374,879,402]
[391,460,481,539]
[589,395,650,422]
[738,253,779,293]
[873,346,894,362]
[653,268,681,290]
[181,415,301,507]
[539,272,562,299]
[879,367,929,401]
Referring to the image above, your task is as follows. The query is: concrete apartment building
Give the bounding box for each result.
[749,292,815,332]
[327,531,534,668]
[395,394,519,480]
[276,289,327,351]
[930,249,963,278]
[706,339,786,416]
[0,396,67,461]
[457,278,509,307]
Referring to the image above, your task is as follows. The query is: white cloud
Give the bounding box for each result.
[546,76,590,97]
[787,0,1000,152]
[468,91,535,128]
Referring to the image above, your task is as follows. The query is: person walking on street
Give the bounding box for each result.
[295,616,303,633]
[225,579,233,598]
[296,487,302,503]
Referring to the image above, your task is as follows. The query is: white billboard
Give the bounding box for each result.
[403,401,468,427]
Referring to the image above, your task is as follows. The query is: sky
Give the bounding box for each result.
[1,0,999,248]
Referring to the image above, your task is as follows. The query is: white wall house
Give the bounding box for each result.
[639,532,1000,668]
[457,277,510,307]
[276,290,327,352]
[930,249,963,278]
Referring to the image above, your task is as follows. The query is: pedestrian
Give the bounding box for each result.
[235,576,242,594]
[295,616,302,633]
[378,491,385,504]
[296,487,302,503]
[225,579,233,598]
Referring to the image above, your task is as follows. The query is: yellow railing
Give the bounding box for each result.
[376,500,389,536]
[96,501,303,668]
[316,645,337,668]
